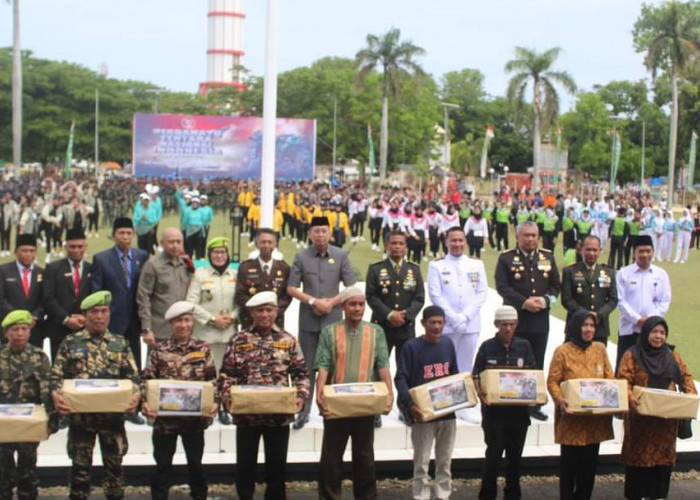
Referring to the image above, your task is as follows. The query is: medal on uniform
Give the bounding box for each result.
[382,288,388,295]
[273,287,278,293]
[277,270,282,276]
[514,256,520,262]
[577,286,582,294]
[514,273,521,280]
[543,272,549,278]
[249,287,257,295]
[328,258,335,264]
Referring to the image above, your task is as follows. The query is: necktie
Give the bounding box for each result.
[21,267,31,297]
[73,261,81,297]
[394,261,401,275]
[121,253,130,288]
[263,263,270,276]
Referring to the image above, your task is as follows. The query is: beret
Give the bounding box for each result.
[207,237,230,251]
[164,301,195,320]
[81,291,112,310]
[2,310,32,329]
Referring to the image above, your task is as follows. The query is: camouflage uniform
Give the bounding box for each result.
[50,330,139,500]
[140,337,218,500]
[0,343,53,500]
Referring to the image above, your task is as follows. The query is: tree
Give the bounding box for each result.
[355,28,425,182]
[504,47,577,191]
[633,1,700,201]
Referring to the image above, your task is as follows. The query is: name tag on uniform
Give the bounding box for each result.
[235,342,254,351]
[64,272,73,277]
[187,352,206,359]
[273,341,290,350]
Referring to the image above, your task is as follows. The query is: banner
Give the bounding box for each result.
[132,113,316,180]
[610,131,621,189]
[65,120,75,180]
[687,131,697,191]
[479,124,495,178]
[367,124,377,176]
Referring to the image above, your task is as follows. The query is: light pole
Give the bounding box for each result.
[95,64,108,177]
[332,95,337,177]
[11,0,22,177]
[144,88,164,113]
[641,119,646,189]
[489,167,495,193]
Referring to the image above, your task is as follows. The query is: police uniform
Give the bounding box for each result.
[0,311,54,500]
[561,261,618,344]
[494,247,561,370]
[233,258,291,331]
[365,258,425,366]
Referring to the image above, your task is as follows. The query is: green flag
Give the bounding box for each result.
[367,124,377,175]
[64,120,75,180]
[610,131,621,190]
[687,131,697,192]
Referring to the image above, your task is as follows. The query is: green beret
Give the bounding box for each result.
[80,291,112,310]
[207,237,230,251]
[2,310,32,329]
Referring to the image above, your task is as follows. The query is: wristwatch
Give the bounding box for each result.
[308,298,315,307]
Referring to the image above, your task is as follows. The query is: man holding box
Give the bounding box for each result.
[314,286,393,500]
[50,291,141,500]
[140,301,218,500]
[219,291,309,500]
[395,305,459,500]
[0,310,54,500]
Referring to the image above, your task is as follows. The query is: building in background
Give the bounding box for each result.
[199,0,246,95]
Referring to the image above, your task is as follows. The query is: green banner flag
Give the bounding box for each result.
[610,131,621,190]
[687,131,697,192]
[367,124,377,175]
[64,120,75,180]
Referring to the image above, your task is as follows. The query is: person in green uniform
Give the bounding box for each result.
[495,201,511,251]
[576,210,593,242]
[624,209,642,266]
[608,207,629,270]
[542,208,559,252]
[562,207,577,255]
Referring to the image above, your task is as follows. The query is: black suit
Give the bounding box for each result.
[43,258,93,359]
[0,261,45,347]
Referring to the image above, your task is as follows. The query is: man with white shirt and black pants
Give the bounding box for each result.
[427,226,488,422]
[615,234,671,371]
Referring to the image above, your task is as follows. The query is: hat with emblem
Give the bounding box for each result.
[164,301,195,320]
[494,305,518,322]
[207,237,230,251]
[245,291,278,308]
[80,291,112,310]
[339,286,364,303]
[2,310,32,329]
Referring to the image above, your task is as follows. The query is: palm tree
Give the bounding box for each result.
[504,47,576,191]
[355,28,425,182]
[633,1,700,202]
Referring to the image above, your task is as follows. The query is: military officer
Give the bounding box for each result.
[50,291,141,500]
[220,291,309,500]
[561,235,618,344]
[141,301,218,500]
[0,310,54,500]
[494,221,561,421]
[234,228,291,330]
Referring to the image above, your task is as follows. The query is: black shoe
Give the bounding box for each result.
[374,415,382,428]
[292,415,308,430]
[125,412,145,425]
[528,407,548,421]
[218,410,232,426]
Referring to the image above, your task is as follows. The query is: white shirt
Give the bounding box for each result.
[617,262,671,336]
[427,253,488,334]
[464,217,488,238]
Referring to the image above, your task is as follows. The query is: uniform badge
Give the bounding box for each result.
[328,258,335,264]
[272,341,290,350]
[249,287,257,295]
[514,273,521,280]
[577,287,583,294]
[36,274,43,283]
[543,272,549,278]
[514,256,520,262]
[517,358,524,368]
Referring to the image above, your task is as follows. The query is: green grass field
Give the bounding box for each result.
[8,212,700,377]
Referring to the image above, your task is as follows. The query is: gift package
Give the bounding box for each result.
[479,369,548,405]
[0,404,48,443]
[409,373,477,421]
[323,382,390,418]
[228,385,298,415]
[560,378,628,414]
[146,380,215,416]
[633,386,700,419]
[62,379,134,413]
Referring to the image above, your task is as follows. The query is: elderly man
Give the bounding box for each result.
[137,228,193,346]
[473,306,537,500]
[287,216,356,429]
[395,305,458,500]
[0,310,54,500]
[50,291,141,500]
[494,221,560,421]
[315,286,393,500]
[220,291,309,500]
[141,301,218,500]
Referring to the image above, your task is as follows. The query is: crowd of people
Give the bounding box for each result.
[0,173,695,500]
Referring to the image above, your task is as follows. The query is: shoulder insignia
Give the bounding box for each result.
[539,248,552,253]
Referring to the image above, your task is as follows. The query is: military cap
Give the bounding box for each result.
[16,233,37,248]
[339,286,364,303]
[310,216,329,228]
[494,305,518,322]
[2,310,32,329]
[207,237,230,251]
[80,291,112,310]
[245,291,278,308]
[164,301,195,320]
[65,228,86,241]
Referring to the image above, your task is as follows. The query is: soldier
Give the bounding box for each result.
[0,310,55,500]
[561,235,618,345]
[220,291,309,500]
[234,228,291,331]
[141,301,218,500]
[50,291,141,500]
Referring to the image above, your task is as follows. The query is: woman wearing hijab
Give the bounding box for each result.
[464,207,488,259]
[186,236,237,425]
[673,208,693,263]
[618,316,696,500]
[547,310,615,500]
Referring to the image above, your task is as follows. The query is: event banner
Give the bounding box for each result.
[132,113,316,180]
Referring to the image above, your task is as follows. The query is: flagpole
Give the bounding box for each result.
[260,0,278,229]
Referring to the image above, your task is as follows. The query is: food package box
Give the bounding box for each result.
[479,369,548,406]
[409,373,478,421]
[146,380,215,417]
[229,385,297,415]
[0,404,48,443]
[560,378,628,414]
[62,379,134,413]
[633,386,700,419]
[323,382,389,419]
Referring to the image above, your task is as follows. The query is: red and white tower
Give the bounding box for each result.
[199,0,246,95]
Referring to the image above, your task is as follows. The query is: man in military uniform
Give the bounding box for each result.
[220,291,309,500]
[0,310,54,500]
[50,291,141,500]
[140,301,218,500]
[234,228,291,330]
[561,235,618,344]
[494,221,560,421]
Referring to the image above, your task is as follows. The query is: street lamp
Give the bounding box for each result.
[144,88,164,113]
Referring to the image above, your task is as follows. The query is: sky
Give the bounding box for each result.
[1,0,658,111]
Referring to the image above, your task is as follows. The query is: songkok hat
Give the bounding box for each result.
[207,237,229,251]
[65,228,86,241]
[634,234,654,249]
[112,217,133,233]
[339,286,364,303]
[80,291,112,310]
[494,305,518,322]
[246,291,278,308]
[422,305,445,321]
[2,310,32,329]
[310,216,329,228]
[15,233,37,248]
[164,301,195,320]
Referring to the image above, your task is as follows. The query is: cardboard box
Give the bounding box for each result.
[229,385,298,415]
[560,378,628,414]
[409,373,477,422]
[0,404,48,443]
[62,379,135,413]
[323,382,390,419]
[633,386,700,419]
[146,380,215,417]
[479,369,548,406]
